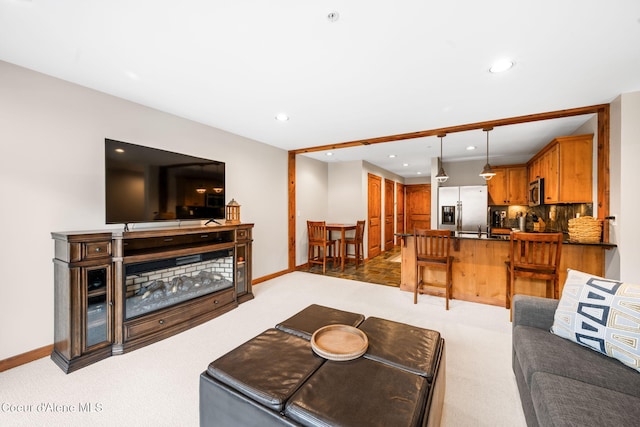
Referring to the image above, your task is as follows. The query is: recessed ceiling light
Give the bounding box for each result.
[466,146,477,151]
[275,113,289,121]
[125,70,140,80]
[403,163,409,167]
[326,152,333,156]
[389,154,396,158]
[489,59,514,73]
[417,171,422,175]
[115,148,125,153]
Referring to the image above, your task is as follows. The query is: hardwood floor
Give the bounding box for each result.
[300,246,401,287]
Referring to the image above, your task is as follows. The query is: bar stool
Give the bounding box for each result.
[505,231,563,314]
[344,220,366,268]
[414,228,453,309]
[307,221,338,274]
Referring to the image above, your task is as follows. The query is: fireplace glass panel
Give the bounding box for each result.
[124,248,234,320]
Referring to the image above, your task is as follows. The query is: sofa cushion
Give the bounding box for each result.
[550,269,640,372]
[531,371,640,427]
[513,324,640,399]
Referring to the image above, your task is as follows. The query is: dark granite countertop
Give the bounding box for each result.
[394,232,616,248]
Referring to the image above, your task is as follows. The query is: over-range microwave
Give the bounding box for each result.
[529,178,544,206]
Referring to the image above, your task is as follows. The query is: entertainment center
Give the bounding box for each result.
[51,223,253,373]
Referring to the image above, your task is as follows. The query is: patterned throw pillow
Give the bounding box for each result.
[551,269,640,372]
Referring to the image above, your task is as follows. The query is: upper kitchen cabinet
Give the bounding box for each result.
[528,134,593,204]
[488,165,528,205]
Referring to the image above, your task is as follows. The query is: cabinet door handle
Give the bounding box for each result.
[159,319,164,325]
[95,247,101,252]
[214,300,219,304]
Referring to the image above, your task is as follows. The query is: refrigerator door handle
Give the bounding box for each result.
[456,201,462,231]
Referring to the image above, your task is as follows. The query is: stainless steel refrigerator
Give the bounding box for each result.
[438,186,488,233]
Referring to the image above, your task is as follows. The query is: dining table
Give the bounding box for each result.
[326,223,357,271]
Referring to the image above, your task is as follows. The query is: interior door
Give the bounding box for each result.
[405,184,431,232]
[396,183,405,245]
[384,179,394,251]
[367,174,382,258]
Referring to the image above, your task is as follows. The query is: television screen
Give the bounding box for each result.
[105,139,225,224]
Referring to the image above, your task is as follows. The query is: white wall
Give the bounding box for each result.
[0,61,289,360]
[328,161,365,224]
[612,92,640,281]
[295,155,329,266]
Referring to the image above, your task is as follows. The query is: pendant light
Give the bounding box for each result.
[479,127,496,181]
[435,134,449,183]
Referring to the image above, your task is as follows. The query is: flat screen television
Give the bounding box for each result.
[105,139,225,224]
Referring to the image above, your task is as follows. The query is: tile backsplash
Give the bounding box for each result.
[492,204,593,233]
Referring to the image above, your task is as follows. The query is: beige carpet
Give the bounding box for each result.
[0,272,526,427]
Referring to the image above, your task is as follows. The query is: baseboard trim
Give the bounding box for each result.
[0,344,53,372]
[253,269,291,285]
[1,271,295,371]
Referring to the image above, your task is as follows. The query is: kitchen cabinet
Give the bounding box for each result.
[528,134,592,204]
[488,165,527,205]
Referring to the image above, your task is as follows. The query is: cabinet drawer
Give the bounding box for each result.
[123,289,235,341]
[236,228,251,241]
[82,241,112,260]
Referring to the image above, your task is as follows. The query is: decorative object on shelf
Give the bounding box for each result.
[568,216,603,243]
[225,199,241,225]
[435,133,449,183]
[480,127,496,181]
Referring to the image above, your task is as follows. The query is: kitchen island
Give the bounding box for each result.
[397,233,616,307]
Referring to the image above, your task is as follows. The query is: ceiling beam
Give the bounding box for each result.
[289,104,609,155]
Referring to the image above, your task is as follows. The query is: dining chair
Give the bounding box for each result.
[414,228,453,309]
[344,220,366,268]
[505,231,563,315]
[307,221,338,274]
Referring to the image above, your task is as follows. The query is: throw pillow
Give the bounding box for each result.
[551,269,640,372]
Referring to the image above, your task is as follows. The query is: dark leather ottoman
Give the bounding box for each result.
[276,304,365,340]
[200,305,445,427]
[285,357,430,426]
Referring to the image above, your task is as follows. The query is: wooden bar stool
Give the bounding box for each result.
[505,231,563,314]
[344,220,366,268]
[307,221,338,274]
[414,228,453,309]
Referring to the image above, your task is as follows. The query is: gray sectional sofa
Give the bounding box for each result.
[512,294,640,427]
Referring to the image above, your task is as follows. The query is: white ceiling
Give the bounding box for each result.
[2,1,639,177]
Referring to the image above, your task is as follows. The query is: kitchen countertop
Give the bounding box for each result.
[394,232,617,248]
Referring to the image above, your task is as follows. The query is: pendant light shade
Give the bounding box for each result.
[479,128,496,181]
[435,134,449,183]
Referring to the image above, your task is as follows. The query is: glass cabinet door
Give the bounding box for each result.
[84,266,111,349]
[236,244,247,296]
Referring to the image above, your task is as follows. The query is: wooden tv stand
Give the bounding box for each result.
[51,223,253,373]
